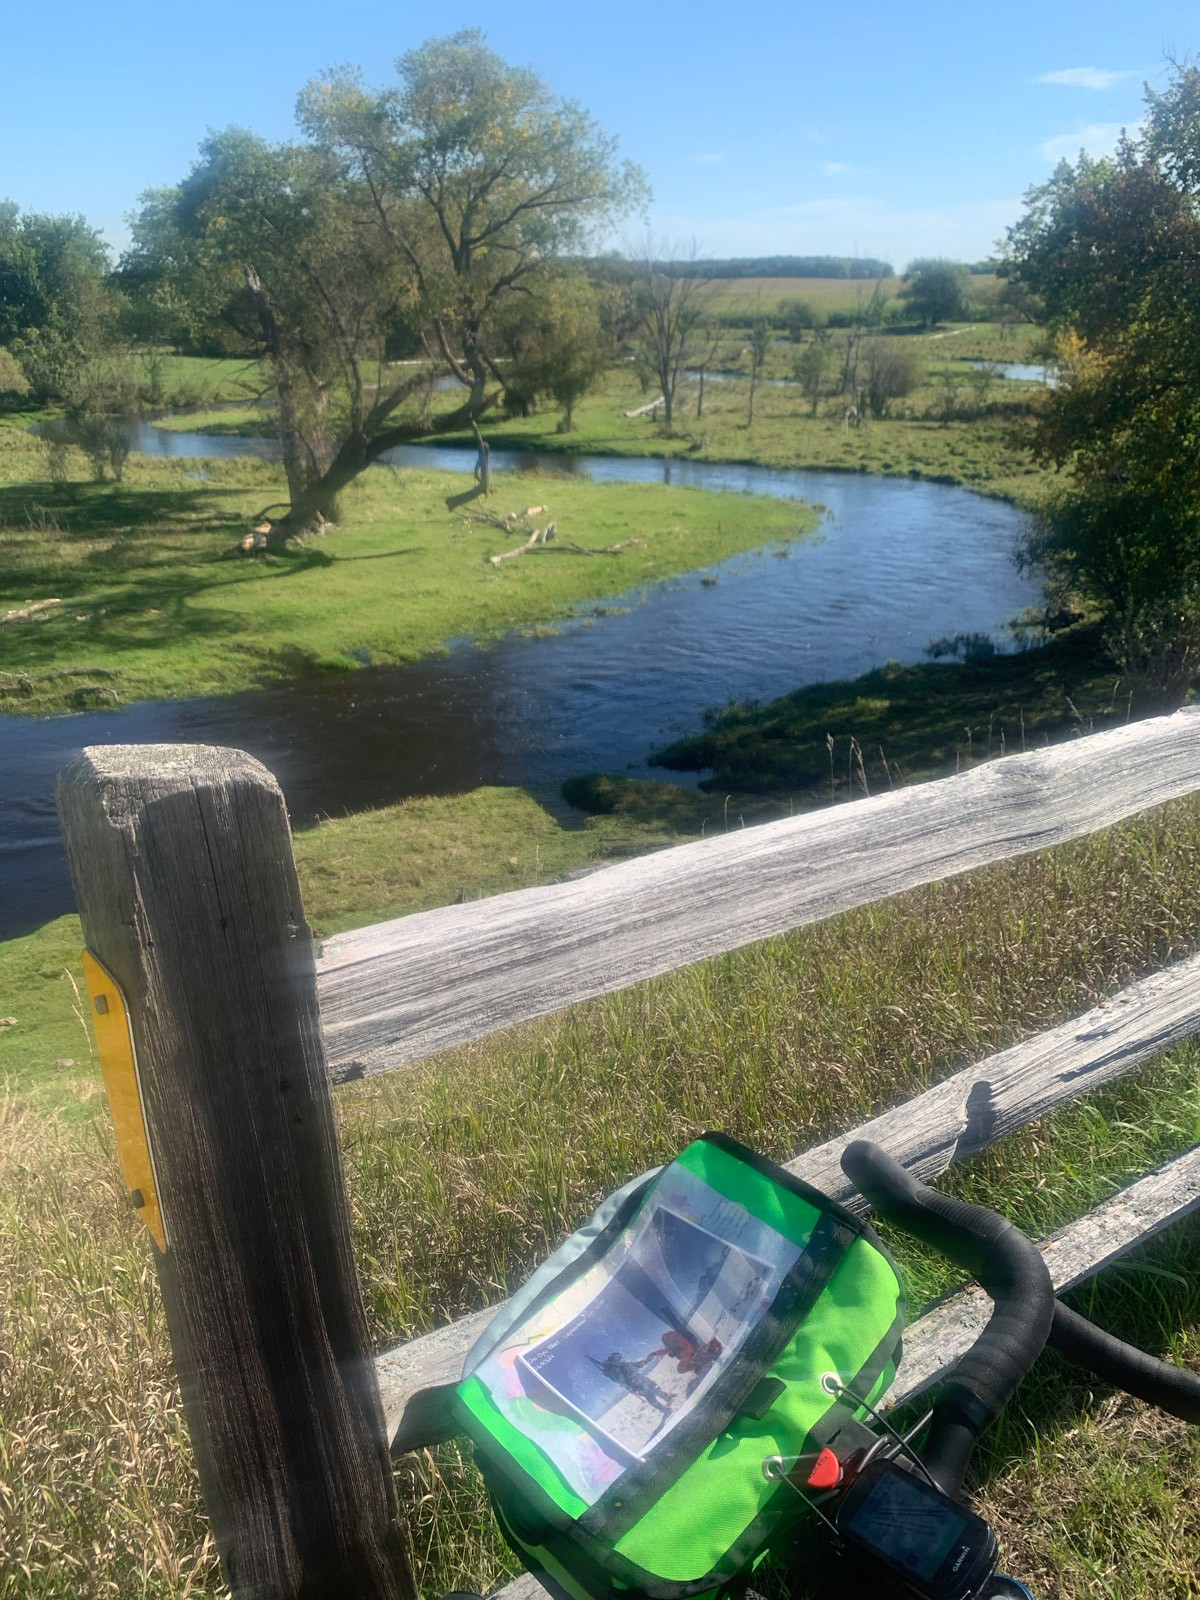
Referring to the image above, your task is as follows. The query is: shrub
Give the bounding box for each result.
[863,341,923,418]
[562,772,622,813]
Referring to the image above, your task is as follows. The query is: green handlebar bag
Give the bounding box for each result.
[453,1133,905,1600]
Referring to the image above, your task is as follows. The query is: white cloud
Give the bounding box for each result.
[689,152,725,166]
[822,161,852,176]
[1039,121,1136,163]
[1037,66,1134,90]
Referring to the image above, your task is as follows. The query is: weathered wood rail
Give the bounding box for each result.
[315,710,1200,1078]
[57,708,1200,1600]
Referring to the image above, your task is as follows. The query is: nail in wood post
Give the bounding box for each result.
[57,745,415,1600]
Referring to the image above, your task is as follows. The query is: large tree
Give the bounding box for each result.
[0,203,118,401]
[1004,64,1200,700]
[119,186,261,355]
[900,258,972,327]
[127,31,644,535]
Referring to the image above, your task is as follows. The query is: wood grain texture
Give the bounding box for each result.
[58,745,415,1600]
[480,1146,1200,1600]
[786,948,1200,1201]
[317,709,1200,1082]
[375,951,1200,1445]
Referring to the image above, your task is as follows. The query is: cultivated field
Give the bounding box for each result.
[705,274,903,313]
[702,274,1002,315]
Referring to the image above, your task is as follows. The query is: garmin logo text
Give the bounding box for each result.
[953,1548,971,1572]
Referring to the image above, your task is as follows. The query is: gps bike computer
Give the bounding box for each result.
[833,1458,999,1599]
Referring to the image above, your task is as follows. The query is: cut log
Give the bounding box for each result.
[1,597,61,625]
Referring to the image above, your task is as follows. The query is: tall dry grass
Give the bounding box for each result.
[0,1092,217,1598]
[4,798,1200,1596]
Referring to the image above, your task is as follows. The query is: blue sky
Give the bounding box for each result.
[0,0,1193,269]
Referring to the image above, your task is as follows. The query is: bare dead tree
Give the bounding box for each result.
[693,318,724,418]
[747,313,772,427]
[628,238,717,431]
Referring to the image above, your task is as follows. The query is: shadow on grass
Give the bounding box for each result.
[333,547,423,563]
[0,476,253,543]
[971,1210,1200,1487]
[1,478,351,703]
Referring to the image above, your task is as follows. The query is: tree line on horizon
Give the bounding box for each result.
[610,254,896,280]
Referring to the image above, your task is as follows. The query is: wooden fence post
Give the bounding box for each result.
[57,744,416,1600]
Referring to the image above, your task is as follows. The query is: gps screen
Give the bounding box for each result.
[842,1466,970,1583]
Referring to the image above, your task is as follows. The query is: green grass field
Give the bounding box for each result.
[128,341,1052,500]
[130,352,266,408]
[0,422,816,715]
[413,367,1047,506]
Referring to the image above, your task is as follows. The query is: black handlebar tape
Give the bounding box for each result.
[841,1141,1056,1492]
[1050,1301,1200,1423]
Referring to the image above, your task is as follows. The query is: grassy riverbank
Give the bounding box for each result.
[648,626,1131,798]
[458,367,1044,503]
[3,775,1199,1599]
[152,350,1049,505]
[0,424,816,716]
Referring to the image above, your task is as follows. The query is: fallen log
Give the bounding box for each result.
[487,524,556,565]
[486,529,645,566]
[462,505,550,533]
[624,396,665,418]
[488,531,541,565]
[1,598,61,626]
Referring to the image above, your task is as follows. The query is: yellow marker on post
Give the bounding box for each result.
[82,950,168,1253]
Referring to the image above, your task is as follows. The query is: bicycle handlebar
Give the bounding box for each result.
[840,1141,1056,1493]
[1048,1301,1200,1423]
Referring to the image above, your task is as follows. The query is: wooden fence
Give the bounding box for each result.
[57,710,1200,1600]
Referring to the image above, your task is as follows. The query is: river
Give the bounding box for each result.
[0,432,1039,939]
